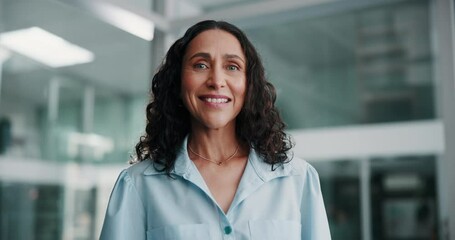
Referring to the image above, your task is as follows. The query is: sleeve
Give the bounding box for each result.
[100,170,146,240]
[301,164,332,240]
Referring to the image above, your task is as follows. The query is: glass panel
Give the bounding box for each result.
[0,0,151,161]
[370,155,438,240]
[44,77,84,162]
[0,56,49,159]
[245,0,434,129]
[0,182,64,240]
[91,91,148,163]
[73,188,97,240]
[0,0,152,239]
[0,0,441,240]
[311,160,361,240]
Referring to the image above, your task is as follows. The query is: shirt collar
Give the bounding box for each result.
[248,147,296,182]
[143,135,296,181]
[143,136,192,176]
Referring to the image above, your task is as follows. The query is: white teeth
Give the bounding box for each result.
[205,98,228,103]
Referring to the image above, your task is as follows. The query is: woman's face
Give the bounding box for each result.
[181,29,247,130]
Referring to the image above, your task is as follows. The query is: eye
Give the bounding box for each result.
[227,65,239,71]
[193,63,208,69]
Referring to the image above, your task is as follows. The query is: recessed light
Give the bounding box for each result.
[0,27,94,68]
[88,1,154,41]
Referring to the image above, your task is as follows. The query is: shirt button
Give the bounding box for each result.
[224,226,232,235]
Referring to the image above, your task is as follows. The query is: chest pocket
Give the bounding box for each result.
[147,223,210,240]
[249,220,301,240]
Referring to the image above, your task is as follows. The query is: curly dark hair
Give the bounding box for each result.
[134,20,293,173]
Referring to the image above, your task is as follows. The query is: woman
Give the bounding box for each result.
[100,20,331,240]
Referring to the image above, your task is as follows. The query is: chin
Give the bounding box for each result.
[191,114,237,130]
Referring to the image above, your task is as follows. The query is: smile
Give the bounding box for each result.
[199,95,231,104]
[204,98,229,103]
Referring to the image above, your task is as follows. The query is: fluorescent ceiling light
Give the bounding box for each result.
[88,1,154,41]
[0,27,94,68]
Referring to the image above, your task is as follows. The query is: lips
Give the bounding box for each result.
[199,95,231,104]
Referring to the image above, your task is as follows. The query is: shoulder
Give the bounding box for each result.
[287,155,321,180]
[249,149,320,181]
[122,160,155,182]
[287,156,325,198]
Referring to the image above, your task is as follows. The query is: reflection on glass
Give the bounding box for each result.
[92,92,147,163]
[0,182,63,240]
[371,155,438,240]
[73,188,97,240]
[245,0,433,129]
[0,0,441,239]
[1,0,151,238]
[311,160,361,240]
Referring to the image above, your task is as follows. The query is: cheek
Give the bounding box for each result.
[181,71,205,95]
[234,79,247,99]
[181,76,196,96]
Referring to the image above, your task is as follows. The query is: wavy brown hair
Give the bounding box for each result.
[134,20,293,173]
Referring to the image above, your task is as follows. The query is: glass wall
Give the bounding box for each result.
[245,0,433,129]
[0,0,152,239]
[240,0,441,239]
[370,155,437,240]
[0,0,449,239]
[0,0,151,163]
[312,155,438,240]
[0,183,63,239]
[312,160,361,239]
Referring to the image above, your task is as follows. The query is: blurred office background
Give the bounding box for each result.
[0,0,454,239]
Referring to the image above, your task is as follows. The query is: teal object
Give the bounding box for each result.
[224,226,232,234]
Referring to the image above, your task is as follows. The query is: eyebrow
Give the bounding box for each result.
[188,52,245,64]
[225,54,245,64]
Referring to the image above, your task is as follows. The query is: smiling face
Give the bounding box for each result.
[181,29,247,131]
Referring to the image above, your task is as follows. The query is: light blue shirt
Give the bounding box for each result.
[100,137,331,240]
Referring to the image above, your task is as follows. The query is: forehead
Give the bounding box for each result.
[184,29,245,58]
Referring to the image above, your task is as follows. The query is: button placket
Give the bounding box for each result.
[219,213,235,239]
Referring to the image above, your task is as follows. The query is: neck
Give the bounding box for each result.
[188,124,240,163]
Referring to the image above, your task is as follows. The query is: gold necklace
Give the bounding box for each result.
[188,144,239,166]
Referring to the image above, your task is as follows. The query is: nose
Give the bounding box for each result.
[206,65,226,89]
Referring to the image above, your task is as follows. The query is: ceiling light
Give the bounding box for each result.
[0,27,94,68]
[88,1,154,41]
